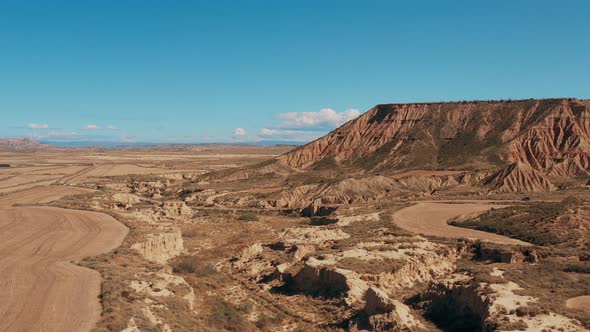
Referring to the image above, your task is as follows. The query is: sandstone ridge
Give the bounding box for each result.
[276,98,590,192]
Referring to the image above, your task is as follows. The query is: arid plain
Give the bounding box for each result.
[2,99,590,332]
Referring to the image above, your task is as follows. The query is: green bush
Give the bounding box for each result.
[238,212,258,222]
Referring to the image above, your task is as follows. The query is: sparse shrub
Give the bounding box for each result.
[515,305,543,317]
[564,262,590,274]
[235,301,253,313]
[206,296,250,331]
[238,212,259,222]
[255,312,286,329]
[172,256,216,276]
[181,228,202,238]
[496,319,529,330]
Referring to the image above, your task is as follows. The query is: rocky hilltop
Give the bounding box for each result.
[276,98,590,191]
[280,98,590,173]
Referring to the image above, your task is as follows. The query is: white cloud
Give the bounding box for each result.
[82,124,101,130]
[277,108,360,129]
[119,135,135,142]
[30,131,79,139]
[259,128,305,136]
[107,125,119,130]
[233,128,247,136]
[28,123,49,129]
[48,131,79,137]
[257,128,322,142]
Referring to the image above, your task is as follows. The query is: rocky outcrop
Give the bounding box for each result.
[129,180,167,199]
[162,201,193,218]
[508,100,590,177]
[301,198,339,217]
[131,230,184,263]
[292,257,368,303]
[364,287,395,315]
[363,287,426,331]
[485,162,556,192]
[371,247,461,290]
[288,239,463,304]
[419,274,587,331]
[111,193,142,205]
[279,227,349,245]
[130,272,196,310]
[478,245,539,263]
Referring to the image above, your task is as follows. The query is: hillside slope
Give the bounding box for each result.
[278,98,590,176]
[201,99,590,196]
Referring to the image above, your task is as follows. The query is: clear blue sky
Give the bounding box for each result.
[1,0,589,145]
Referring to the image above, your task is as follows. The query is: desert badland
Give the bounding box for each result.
[1,98,590,331]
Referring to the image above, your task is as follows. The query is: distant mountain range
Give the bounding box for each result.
[0,138,50,150]
[36,140,302,148]
[0,138,301,149]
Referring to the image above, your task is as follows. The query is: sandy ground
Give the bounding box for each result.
[0,146,290,331]
[0,186,93,207]
[0,188,128,332]
[566,296,590,313]
[392,201,531,245]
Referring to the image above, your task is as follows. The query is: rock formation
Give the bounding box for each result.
[162,201,193,218]
[421,273,587,331]
[131,230,184,263]
[276,98,590,192]
[485,162,556,192]
[362,287,426,331]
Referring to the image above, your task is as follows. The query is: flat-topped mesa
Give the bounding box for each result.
[277,98,590,189]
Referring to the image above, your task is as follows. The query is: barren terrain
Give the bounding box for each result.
[1,99,590,332]
[0,204,128,332]
[0,144,293,332]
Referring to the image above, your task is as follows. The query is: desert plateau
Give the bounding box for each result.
[1,99,589,332]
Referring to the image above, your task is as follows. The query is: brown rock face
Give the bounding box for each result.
[485,162,556,192]
[277,98,590,192]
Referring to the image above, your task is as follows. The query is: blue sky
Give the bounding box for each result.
[1,0,589,144]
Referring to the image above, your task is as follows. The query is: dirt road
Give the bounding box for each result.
[392,201,530,245]
[0,188,128,332]
[566,296,590,313]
